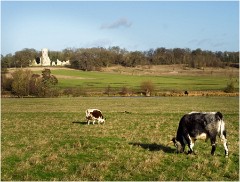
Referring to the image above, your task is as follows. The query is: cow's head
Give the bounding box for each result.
[171,137,184,153]
[99,118,106,124]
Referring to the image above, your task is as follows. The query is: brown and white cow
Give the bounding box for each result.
[85,109,105,125]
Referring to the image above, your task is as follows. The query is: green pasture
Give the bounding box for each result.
[1,97,239,180]
[34,69,238,91]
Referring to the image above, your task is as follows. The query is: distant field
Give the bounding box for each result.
[1,97,239,180]
[27,66,239,92]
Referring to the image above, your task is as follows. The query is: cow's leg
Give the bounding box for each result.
[184,134,194,154]
[93,120,95,125]
[221,130,228,157]
[210,137,217,155]
[189,138,197,155]
[86,118,90,125]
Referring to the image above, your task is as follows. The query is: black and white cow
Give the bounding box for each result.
[172,112,228,157]
[85,109,105,125]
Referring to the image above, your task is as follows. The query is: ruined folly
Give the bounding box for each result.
[30,48,70,66]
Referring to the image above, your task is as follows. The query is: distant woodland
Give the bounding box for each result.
[1,47,239,71]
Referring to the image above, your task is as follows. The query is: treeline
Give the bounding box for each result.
[1,47,239,70]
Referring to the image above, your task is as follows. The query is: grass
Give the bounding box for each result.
[1,97,239,180]
[32,68,238,91]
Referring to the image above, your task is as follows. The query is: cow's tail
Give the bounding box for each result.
[216,112,224,136]
[216,112,228,157]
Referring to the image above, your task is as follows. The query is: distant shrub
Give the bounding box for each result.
[29,74,42,96]
[11,69,32,97]
[119,86,131,96]
[140,80,155,96]
[224,78,236,93]
[104,85,112,96]
[46,87,61,98]
[1,74,13,92]
[72,88,86,97]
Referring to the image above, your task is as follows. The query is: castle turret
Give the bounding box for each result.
[41,48,51,66]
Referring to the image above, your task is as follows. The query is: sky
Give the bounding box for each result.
[1,1,239,56]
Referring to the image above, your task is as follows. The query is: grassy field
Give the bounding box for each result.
[28,66,239,92]
[1,97,239,180]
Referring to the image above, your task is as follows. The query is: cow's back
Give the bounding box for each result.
[91,110,103,118]
[86,109,103,118]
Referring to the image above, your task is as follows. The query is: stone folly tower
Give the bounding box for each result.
[41,48,51,66]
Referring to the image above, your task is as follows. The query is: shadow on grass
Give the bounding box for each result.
[129,142,175,153]
[72,121,87,125]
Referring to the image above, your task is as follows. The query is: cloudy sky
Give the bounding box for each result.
[1,1,239,55]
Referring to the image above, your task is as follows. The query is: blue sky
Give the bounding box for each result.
[1,1,239,55]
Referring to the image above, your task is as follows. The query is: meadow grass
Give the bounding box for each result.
[33,68,238,91]
[1,97,239,180]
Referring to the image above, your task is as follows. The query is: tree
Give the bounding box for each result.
[173,48,185,64]
[62,48,74,61]
[1,53,14,69]
[42,69,58,85]
[124,51,146,67]
[48,50,61,65]
[11,69,32,97]
[153,47,170,65]
[14,48,37,68]
[145,48,154,65]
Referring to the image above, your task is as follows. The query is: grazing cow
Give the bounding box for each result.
[85,109,105,125]
[172,112,228,157]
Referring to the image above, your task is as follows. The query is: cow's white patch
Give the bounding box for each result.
[196,133,207,140]
[220,134,228,156]
[189,140,194,151]
[188,111,216,115]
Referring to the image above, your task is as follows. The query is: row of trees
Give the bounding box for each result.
[1,47,239,71]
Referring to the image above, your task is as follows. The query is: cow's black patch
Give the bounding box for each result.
[91,110,103,118]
